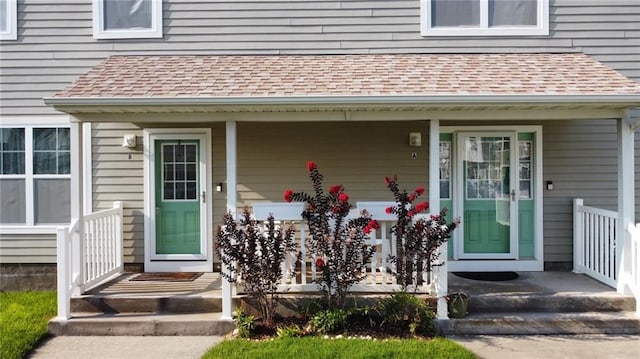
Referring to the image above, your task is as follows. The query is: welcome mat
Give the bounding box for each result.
[130,272,203,282]
[453,271,519,282]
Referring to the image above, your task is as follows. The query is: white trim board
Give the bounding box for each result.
[143,128,213,272]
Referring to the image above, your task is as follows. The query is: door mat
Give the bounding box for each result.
[453,271,519,282]
[130,272,203,282]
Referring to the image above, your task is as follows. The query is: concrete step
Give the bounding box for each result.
[71,295,222,314]
[468,293,635,313]
[49,312,235,336]
[439,311,640,335]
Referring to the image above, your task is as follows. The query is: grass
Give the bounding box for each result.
[0,291,57,359]
[202,337,477,359]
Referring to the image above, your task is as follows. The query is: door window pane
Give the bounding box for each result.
[432,0,480,27]
[0,179,26,224]
[1,128,25,174]
[161,142,198,201]
[519,140,533,199]
[464,136,510,200]
[34,179,71,224]
[439,141,451,199]
[104,0,152,31]
[489,0,537,26]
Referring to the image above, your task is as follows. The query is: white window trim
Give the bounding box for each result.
[0,0,17,41]
[420,0,549,37]
[92,0,163,40]
[0,124,72,230]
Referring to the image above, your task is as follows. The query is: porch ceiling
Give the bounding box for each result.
[44,53,640,116]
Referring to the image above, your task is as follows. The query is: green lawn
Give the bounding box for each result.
[203,337,477,359]
[0,291,56,359]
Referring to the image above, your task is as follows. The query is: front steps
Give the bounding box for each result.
[439,293,640,335]
[48,273,235,336]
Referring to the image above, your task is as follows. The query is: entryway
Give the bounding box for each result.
[444,126,543,271]
[144,129,213,272]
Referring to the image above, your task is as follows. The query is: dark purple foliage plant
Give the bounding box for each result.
[216,208,297,327]
[384,175,459,291]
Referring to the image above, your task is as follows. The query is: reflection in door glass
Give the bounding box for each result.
[464,136,510,200]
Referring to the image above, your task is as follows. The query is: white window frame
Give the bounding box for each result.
[0,121,72,233]
[420,0,549,37]
[92,0,163,40]
[0,0,17,41]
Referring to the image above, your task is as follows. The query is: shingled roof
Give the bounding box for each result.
[53,53,640,99]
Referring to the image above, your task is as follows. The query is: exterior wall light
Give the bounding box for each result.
[409,132,422,147]
[122,134,137,148]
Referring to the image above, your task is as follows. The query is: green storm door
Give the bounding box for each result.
[155,140,201,255]
[458,133,517,258]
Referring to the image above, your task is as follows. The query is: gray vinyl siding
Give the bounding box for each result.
[0,234,56,263]
[2,1,639,116]
[236,121,430,208]
[1,0,639,266]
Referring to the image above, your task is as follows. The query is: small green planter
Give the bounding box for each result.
[446,292,469,319]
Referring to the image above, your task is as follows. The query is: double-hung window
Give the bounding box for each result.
[0,127,71,227]
[421,0,549,36]
[93,0,163,39]
[0,0,17,40]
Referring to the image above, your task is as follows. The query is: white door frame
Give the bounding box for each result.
[443,125,544,272]
[143,128,213,272]
[455,131,518,259]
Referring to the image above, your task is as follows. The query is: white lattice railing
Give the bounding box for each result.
[56,201,123,319]
[573,198,618,287]
[251,202,435,294]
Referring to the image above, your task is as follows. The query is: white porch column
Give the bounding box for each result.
[617,116,635,295]
[70,121,84,294]
[429,119,447,319]
[222,120,238,320]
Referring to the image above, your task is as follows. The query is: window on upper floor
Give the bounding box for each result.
[93,0,163,39]
[421,0,549,36]
[0,0,17,40]
[0,127,71,226]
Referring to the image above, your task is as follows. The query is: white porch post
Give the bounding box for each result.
[429,119,447,319]
[70,121,84,294]
[617,116,635,295]
[222,120,238,320]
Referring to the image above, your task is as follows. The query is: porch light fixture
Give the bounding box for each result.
[216,183,223,192]
[122,134,137,148]
[409,132,422,147]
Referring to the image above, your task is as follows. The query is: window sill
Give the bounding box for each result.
[0,226,64,235]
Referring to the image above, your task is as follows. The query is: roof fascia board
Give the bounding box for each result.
[44,94,640,107]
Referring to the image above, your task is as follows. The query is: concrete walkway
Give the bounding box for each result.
[452,335,640,359]
[28,336,224,359]
[28,334,639,358]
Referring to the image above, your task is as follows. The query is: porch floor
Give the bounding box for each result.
[87,271,620,298]
[87,272,223,298]
[448,271,623,297]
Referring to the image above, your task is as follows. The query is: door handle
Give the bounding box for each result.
[201,191,206,203]
[510,189,516,202]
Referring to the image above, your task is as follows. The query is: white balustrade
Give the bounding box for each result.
[249,202,438,294]
[56,201,123,320]
[573,198,618,287]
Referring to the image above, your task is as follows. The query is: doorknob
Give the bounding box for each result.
[510,189,516,201]
[201,191,206,203]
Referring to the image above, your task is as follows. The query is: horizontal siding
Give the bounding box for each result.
[1,1,639,116]
[1,1,638,266]
[542,119,619,264]
[236,121,430,208]
[0,234,56,263]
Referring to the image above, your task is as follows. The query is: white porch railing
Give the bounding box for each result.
[626,223,640,315]
[573,198,618,287]
[251,202,436,294]
[56,201,123,319]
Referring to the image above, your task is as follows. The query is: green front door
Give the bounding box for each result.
[155,140,201,255]
[459,133,517,258]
